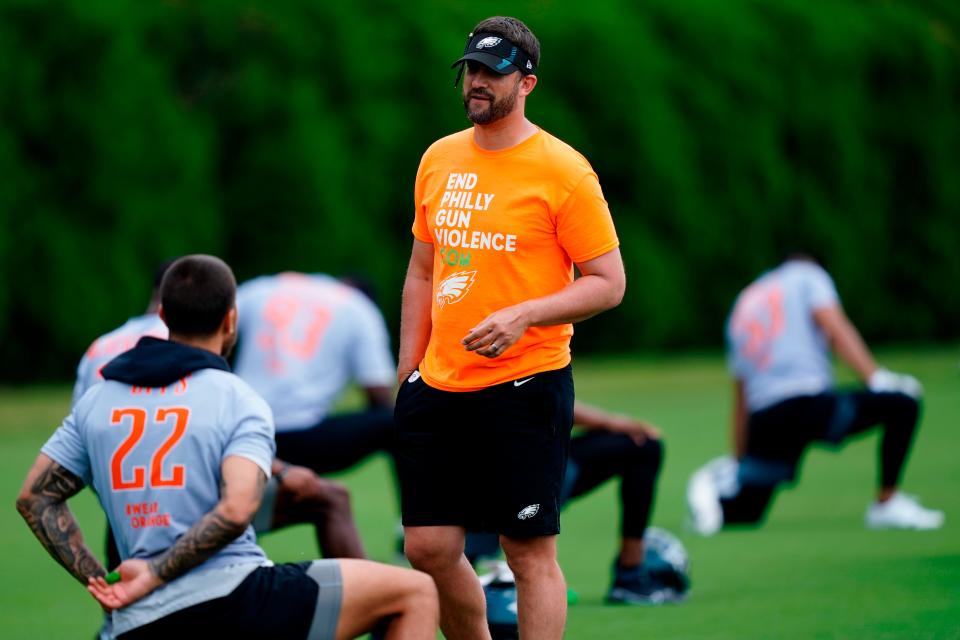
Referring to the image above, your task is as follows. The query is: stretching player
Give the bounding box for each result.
[567,403,685,604]
[72,260,171,407]
[74,263,365,567]
[687,254,944,535]
[233,272,397,480]
[18,255,437,638]
[469,401,687,607]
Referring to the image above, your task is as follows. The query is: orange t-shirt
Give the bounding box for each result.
[412,128,619,391]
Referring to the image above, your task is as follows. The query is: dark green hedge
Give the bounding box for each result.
[1,0,957,380]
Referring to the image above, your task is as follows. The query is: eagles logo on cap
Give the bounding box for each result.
[451,31,537,86]
[476,36,502,49]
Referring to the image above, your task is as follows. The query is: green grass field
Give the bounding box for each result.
[2,349,958,638]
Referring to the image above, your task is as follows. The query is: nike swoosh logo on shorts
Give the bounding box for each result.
[514,377,534,387]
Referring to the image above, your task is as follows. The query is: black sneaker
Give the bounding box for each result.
[606,564,679,605]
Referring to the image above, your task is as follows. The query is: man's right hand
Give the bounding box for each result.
[397,367,416,386]
[87,559,163,610]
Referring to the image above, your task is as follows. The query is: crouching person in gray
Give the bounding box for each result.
[16,255,438,639]
[687,255,942,536]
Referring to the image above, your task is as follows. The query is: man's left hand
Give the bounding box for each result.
[462,304,530,358]
[87,559,163,610]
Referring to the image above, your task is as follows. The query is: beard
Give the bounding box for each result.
[463,79,520,125]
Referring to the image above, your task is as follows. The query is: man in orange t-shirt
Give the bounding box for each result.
[396,15,625,639]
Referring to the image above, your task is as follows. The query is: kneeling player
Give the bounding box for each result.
[687,255,943,535]
[18,255,437,639]
[74,260,366,569]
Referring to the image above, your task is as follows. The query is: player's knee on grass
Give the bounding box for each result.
[721,484,776,525]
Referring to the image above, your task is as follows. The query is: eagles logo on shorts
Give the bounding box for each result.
[517,504,540,520]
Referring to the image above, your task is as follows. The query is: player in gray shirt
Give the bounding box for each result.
[234,273,397,491]
[74,263,366,588]
[687,255,943,535]
[17,255,437,639]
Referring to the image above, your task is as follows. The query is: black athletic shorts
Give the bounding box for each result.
[394,365,574,538]
[118,561,342,640]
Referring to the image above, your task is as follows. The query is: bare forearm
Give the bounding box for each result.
[16,461,105,585]
[519,273,624,327]
[147,505,248,582]
[150,458,266,583]
[18,499,106,585]
[832,322,877,381]
[397,273,432,380]
[814,306,877,381]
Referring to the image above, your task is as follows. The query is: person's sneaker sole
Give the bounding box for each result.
[866,515,944,530]
[606,586,684,606]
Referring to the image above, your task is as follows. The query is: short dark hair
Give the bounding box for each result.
[472,16,540,68]
[160,255,236,336]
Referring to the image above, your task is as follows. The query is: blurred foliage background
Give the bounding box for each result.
[1,0,958,381]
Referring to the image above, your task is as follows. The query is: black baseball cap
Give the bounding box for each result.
[451,32,537,85]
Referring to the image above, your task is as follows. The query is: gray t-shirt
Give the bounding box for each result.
[72,314,168,407]
[234,273,396,431]
[726,260,840,412]
[43,368,275,633]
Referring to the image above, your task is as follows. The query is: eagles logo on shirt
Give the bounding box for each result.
[436,270,477,308]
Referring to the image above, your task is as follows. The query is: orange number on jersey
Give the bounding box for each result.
[258,290,333,372]
[110,407,190,491]
[732,284,786,369]
[151,407,189,488]
[110,408,147,491]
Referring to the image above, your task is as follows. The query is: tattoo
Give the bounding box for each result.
[31,463,84,500]
[147,469,266,583]
[148,511,247,581]
[16,462,105,585]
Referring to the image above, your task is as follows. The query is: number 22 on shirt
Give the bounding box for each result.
[110,407,190,491]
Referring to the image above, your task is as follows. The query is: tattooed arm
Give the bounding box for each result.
[16,454,106,586]
[87,455,267,610]
[149,456,266,581]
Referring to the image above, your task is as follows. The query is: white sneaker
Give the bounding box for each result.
[865,493,944,530]
[686,459,725,536]
[707,455,740,499]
